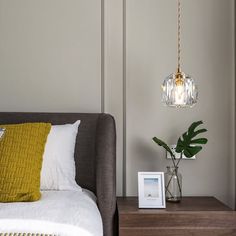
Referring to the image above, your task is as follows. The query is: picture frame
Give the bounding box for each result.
[138,172,166,208]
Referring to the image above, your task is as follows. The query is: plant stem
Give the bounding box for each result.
[175,152,182,198]
[165,155,176,197]
[166,152,182,200]
[170,154,177,168]
[176,152,182,167]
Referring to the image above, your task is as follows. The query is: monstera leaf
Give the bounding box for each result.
[175,121,208,158]
[152,137,174,157]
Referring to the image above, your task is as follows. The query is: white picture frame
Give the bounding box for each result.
[138,172,166,208]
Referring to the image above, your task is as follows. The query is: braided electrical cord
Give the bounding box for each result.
[177,0,181,71]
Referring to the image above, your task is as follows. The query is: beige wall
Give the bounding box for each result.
[0,0,124,196]
[124,0,235,207]
[105,0,235,207]
[0,0,101,112]
[0,0,234,206]
[104,0,124,196]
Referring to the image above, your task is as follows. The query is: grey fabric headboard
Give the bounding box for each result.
[0,112,117,236]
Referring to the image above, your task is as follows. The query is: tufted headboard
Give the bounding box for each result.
[0,112,117,236]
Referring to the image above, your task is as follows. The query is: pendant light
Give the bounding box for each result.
[162,0,198,108]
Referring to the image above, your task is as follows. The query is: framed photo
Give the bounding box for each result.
[138,172,166,208]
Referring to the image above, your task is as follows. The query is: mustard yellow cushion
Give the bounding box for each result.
[0,122,51,202]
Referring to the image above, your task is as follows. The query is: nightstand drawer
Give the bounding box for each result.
[119,212,236,228]
[119,228,236,236]
[117,197,236,236]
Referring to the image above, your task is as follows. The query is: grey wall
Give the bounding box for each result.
[235,0,236,211]
[105,0,235,208]
[0,0,101,112]
[125,0,235,207]
[0,0,234,207]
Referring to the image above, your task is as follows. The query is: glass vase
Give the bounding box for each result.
[165,166,182,202]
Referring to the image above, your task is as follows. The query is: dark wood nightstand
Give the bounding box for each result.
[117,197,236,236]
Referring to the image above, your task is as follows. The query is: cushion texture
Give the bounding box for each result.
[0,122,51,202]
[0,112,117,236]
[40,120,81,191]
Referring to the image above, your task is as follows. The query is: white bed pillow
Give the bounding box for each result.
[40,120,81,191]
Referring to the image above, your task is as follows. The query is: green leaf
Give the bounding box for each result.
[175,138,184,153]
[190,138,208,144]
[152,137,174,157]
[184,146,202,157]
[183,148,192,158]
[183,132,188,140]
[192,129,207,138]
[176,121,208,158]
[188,121,203,136]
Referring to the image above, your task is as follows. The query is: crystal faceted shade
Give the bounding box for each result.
[162,71,198,108]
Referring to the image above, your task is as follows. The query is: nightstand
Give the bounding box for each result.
[117,197,236,236]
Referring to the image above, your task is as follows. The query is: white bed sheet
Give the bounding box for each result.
[0,189,103,236]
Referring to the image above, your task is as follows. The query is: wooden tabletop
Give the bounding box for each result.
[117,196,232,213]
[117,197,236,236]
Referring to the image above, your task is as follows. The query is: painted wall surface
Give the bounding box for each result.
[0,0,124,196]
[125,0,235,207]
[104,0,124,196]
[0,0,101,112]
[0,0,234,205]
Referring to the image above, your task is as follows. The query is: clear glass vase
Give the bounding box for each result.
[165,166,182,202]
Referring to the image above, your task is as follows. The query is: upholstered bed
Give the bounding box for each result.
[0,112,117,236]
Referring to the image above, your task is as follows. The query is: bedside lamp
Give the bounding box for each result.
[162,0,198,108]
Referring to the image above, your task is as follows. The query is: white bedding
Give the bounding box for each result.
[0,189,103,236]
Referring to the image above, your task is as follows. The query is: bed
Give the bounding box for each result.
[0,112,117,236]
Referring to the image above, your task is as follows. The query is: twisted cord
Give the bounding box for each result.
[177,0,181,71]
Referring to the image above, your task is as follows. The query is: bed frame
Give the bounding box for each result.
[0,112,117,236]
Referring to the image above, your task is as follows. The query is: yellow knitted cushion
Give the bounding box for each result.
[0,122,51,202]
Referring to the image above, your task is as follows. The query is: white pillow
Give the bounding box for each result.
[40,120,81,191]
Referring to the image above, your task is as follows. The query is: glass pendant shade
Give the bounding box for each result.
[162,0,198,108]
[162,70,198,108]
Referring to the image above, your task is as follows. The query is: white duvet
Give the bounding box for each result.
[0,190,103,236]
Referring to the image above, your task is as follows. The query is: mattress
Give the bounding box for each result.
[0,189,103,236]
